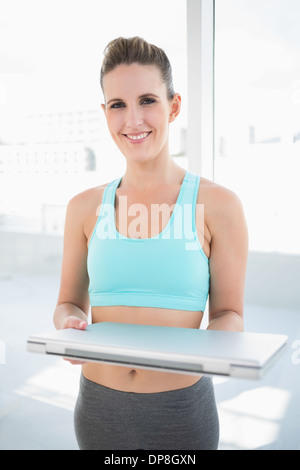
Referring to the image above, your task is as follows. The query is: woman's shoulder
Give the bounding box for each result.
[197,175,246,238]
[199,176,243,211]
[64,182,114,239]
[67,182,110,212]
[195,175,247,252]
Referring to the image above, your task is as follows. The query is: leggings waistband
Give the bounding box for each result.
[79,372,212,400]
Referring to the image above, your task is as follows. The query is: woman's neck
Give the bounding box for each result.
[120,159,185,191]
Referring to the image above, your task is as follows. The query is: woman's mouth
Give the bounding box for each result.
[123,131,152,143]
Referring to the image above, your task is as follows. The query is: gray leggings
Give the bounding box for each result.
[74,374,219,450]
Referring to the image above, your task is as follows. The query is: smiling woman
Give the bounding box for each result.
[53,36,248,450]
[99,37,181,168]
[101,62,181,166]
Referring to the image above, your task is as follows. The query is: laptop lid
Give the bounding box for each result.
[27,322,288,380]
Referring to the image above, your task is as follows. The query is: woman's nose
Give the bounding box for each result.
[125,106,143,128]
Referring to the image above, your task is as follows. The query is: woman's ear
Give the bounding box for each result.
[169,93,181,123]
[101,103,106,115]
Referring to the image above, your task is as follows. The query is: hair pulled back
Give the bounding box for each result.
[100,36,175,100]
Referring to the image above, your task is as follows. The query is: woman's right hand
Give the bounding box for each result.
[61,315,88,365]
[61,316,88,331]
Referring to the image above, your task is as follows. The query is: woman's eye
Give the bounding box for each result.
[110,102,125,109]
[141,98,156,105]
[109,98,155,109]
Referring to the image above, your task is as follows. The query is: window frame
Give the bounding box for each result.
[186,0,215,180]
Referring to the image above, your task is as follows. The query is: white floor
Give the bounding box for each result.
[0,274,299,450]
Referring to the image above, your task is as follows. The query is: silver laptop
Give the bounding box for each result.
[27,322,288,380]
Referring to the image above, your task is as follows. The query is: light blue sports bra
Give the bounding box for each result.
[87,171,209,312]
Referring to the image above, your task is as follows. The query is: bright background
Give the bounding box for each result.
[0,0,299,451]
[0,0,188,234]
[215,0,300,255]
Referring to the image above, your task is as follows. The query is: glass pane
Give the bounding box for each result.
[214,0,300,254]
[0,0,187,235]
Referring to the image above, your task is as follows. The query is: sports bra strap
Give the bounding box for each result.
[177,171,200,235]
[102,177,121,206]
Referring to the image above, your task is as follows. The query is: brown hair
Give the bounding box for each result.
[100,36,175,100]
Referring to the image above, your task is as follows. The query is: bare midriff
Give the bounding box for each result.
[82,305,204,393]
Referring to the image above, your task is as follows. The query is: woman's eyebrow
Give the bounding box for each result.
[139,93,159,100]
[106,98,123,105]
[106,93,159,106]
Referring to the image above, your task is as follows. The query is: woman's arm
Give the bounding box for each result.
[53,193,90,331]
[206,185,248,332]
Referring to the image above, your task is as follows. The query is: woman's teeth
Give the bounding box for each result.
[126,132,150,141]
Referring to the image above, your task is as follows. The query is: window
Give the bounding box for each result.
[0,0,187,234]
[214,0,300,254]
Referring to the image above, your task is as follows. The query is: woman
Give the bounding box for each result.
[53,37,248,450]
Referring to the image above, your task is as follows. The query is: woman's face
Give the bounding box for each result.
[101,63,181,164]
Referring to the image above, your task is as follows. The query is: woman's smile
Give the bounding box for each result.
[123,131,152,143]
